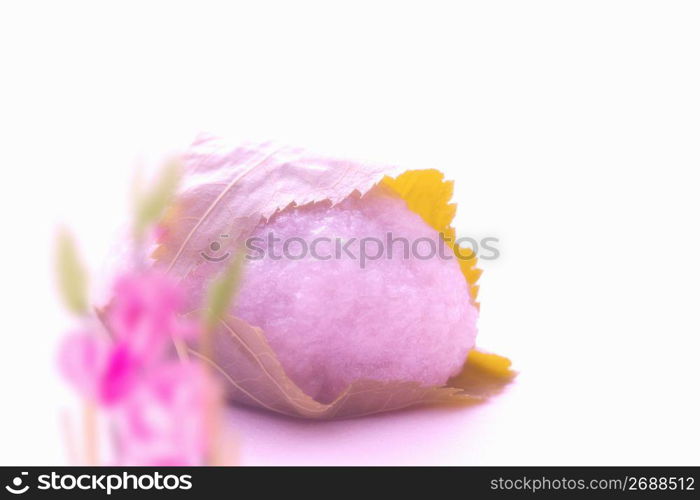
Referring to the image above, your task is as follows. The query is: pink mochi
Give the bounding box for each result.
[232,186,478,403]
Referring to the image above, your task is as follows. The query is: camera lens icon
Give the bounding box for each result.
[5,472,29,495]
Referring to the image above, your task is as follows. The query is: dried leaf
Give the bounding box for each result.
[447,349,517,397]
[55,228,89,315]
[152,136,400,278]
[189,314,513,419]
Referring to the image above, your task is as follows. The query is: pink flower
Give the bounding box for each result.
[112,362,216,466]
[59,271,200,405]
[58,333,138,405]
[99,342,140,405]
[106,271,198,365]
[58,331,110,401]
[59,270,216,465]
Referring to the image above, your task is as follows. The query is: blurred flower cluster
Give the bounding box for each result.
[55,161,235,465]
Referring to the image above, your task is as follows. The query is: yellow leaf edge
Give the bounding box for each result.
[381,169,516,387]
[380,169,481,307]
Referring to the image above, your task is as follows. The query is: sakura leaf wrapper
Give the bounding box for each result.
[154,135,401,280]
[154,135,515,419]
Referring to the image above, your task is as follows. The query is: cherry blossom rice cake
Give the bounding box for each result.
[153,136,512,418]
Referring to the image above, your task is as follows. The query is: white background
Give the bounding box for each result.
[1,1,698,465]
